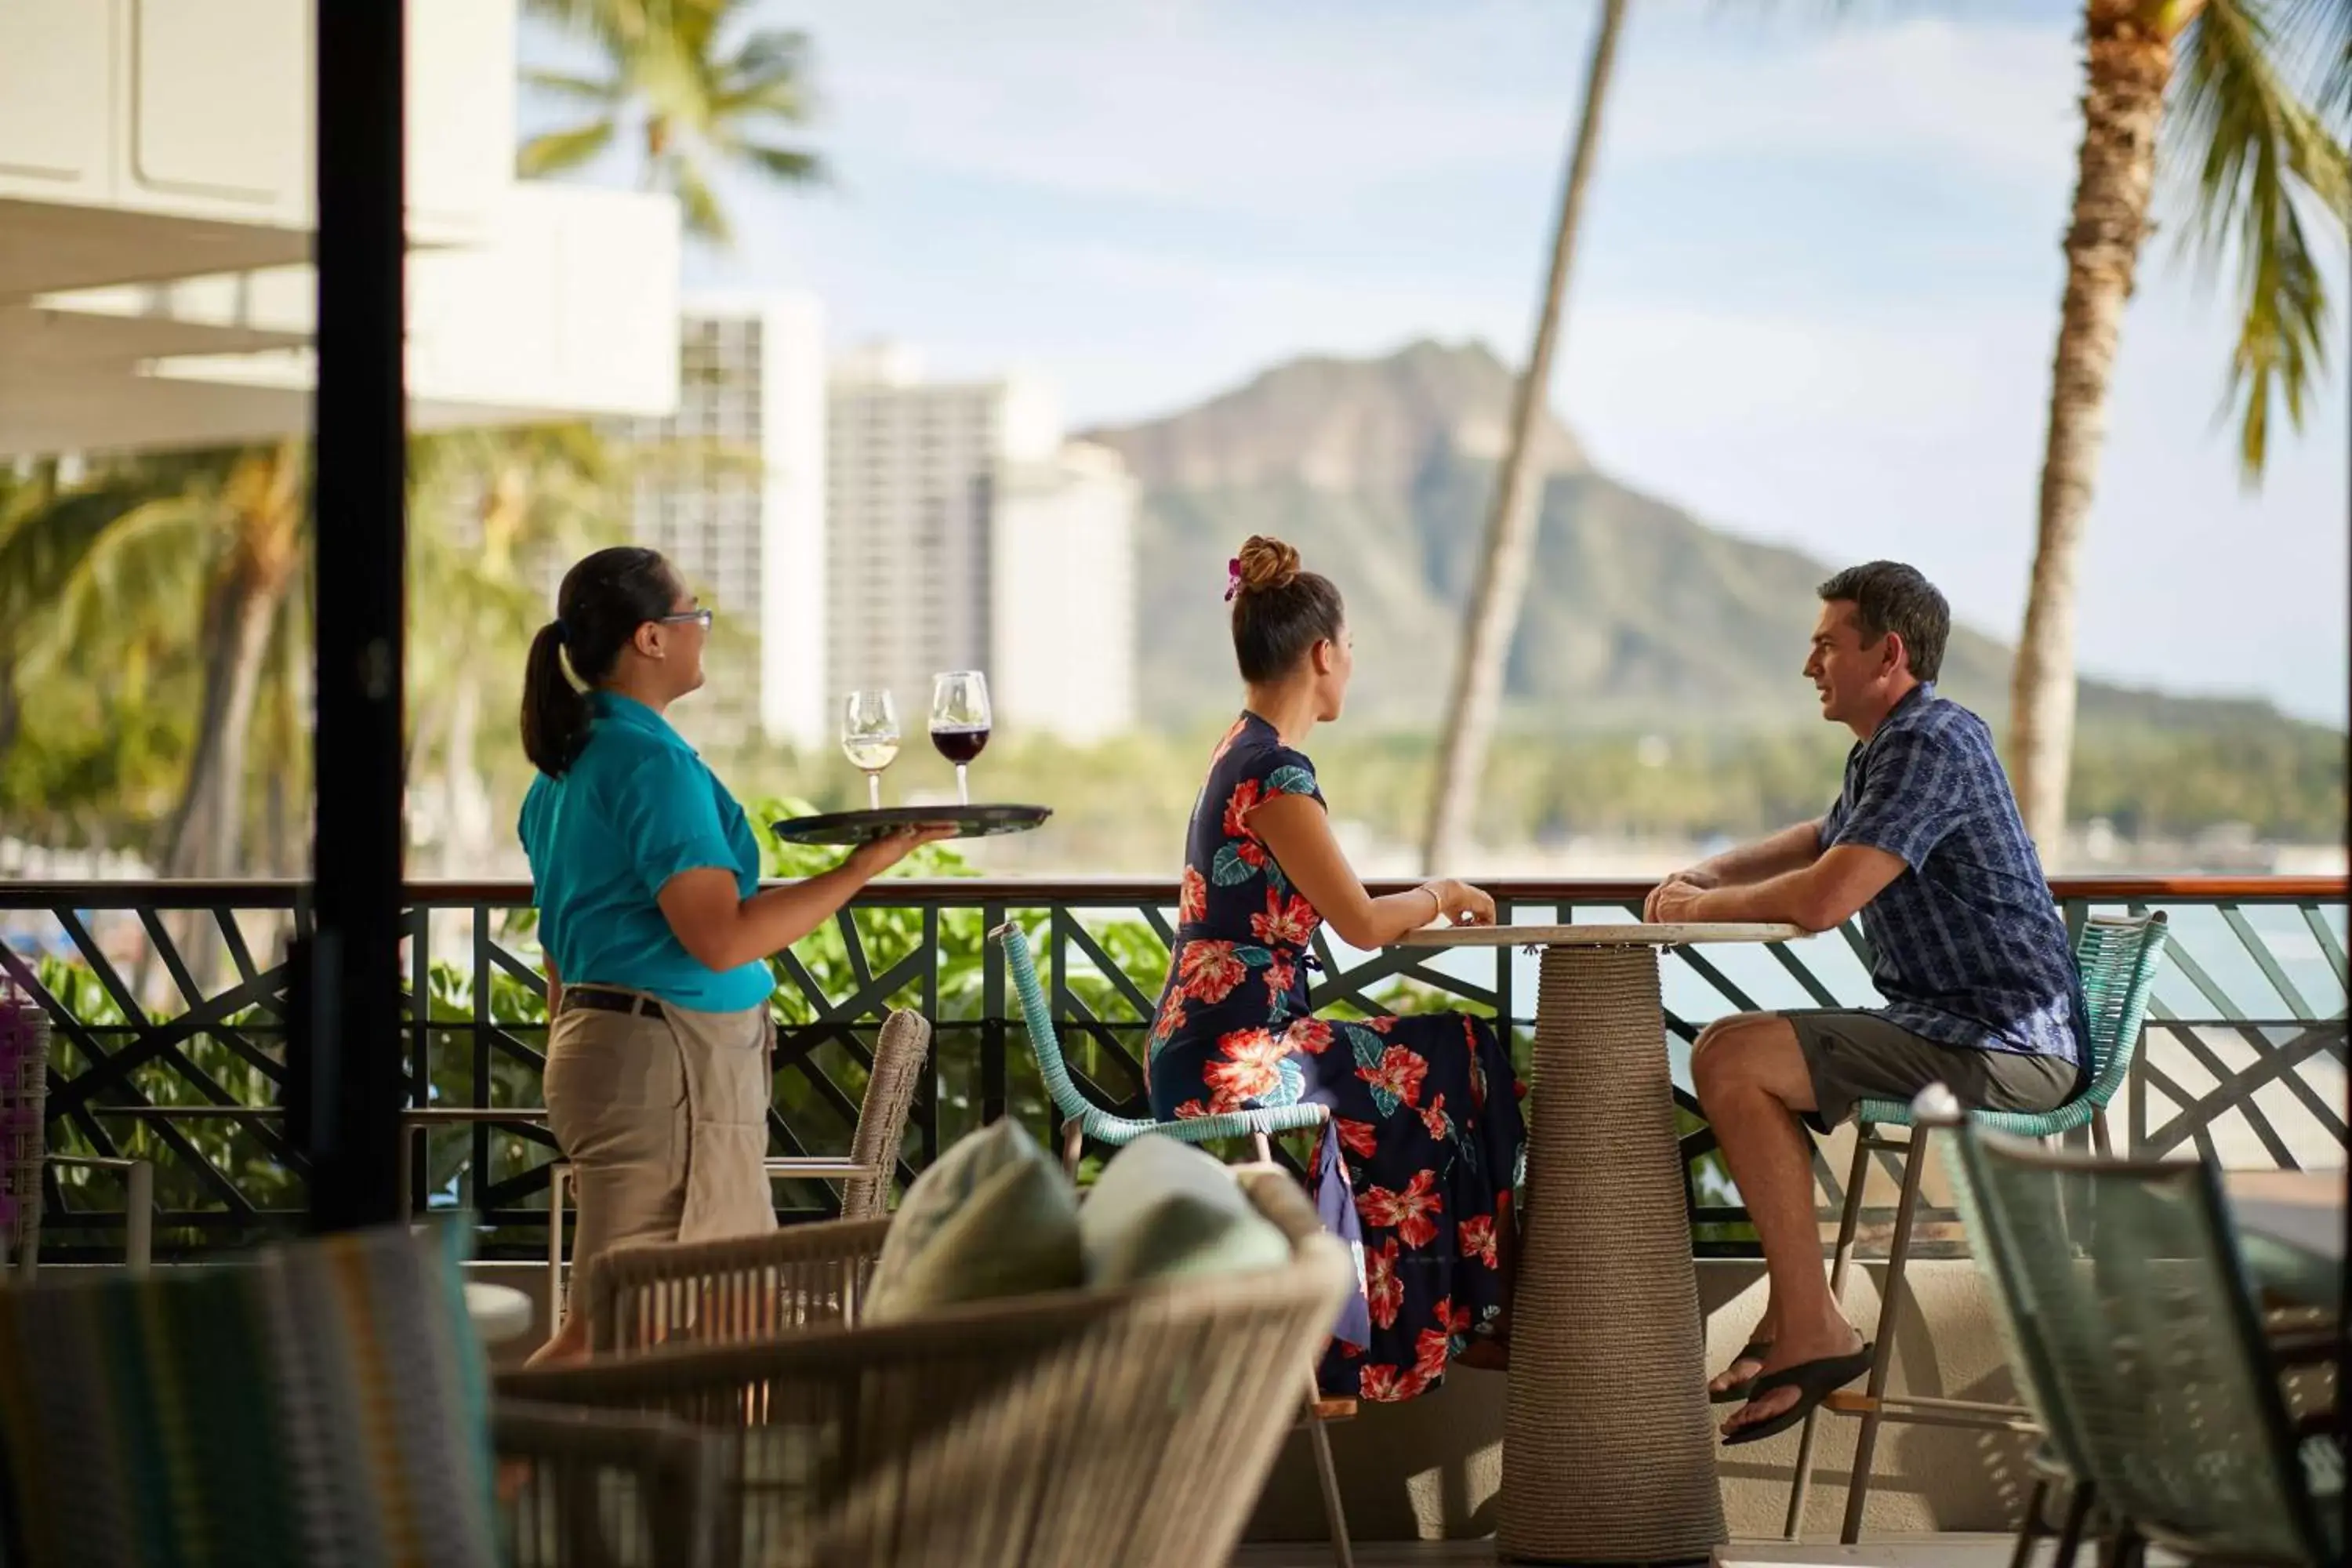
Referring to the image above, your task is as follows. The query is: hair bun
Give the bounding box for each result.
[1235,535,1301,594]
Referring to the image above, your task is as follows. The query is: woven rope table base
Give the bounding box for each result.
[1500,946,1726,1566]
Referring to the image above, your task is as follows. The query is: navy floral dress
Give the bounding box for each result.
[1147,713,1527,1402]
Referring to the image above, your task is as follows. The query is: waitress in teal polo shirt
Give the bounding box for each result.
[517,546,946,1364]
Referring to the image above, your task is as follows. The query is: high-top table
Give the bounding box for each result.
[1403,922,1806,1566]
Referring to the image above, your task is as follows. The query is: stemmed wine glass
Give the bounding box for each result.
[841,690,900,811]
[929,671,991,807]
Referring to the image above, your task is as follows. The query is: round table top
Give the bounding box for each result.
[1399,921,1809,949]
[464,1281,535,1347]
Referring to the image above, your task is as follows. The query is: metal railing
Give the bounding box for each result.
[2,876,2343,1261]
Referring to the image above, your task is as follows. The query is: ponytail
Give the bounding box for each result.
[521,622,590,776]
[521,546,677,777]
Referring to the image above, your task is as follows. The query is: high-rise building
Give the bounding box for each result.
[824,348,1134,746]
[992,442,1138,742]
[617,294,827,749]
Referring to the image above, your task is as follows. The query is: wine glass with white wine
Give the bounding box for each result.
[841,690,900,811]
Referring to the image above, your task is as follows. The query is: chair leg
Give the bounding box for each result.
[1302,1376,1354,1568]
[1061,1119,1085,1178]
[2102,1515,2143,1568]
[1251,1131,1273,1164]
[548,1161,570,1330]
[2049,1479,2096,1568]
[2007,1477,2051,1568]
[1839,1124,1931,1544]
[2089,1109,2111,1157]
[123,1159,152,1278]
[1784,1127,1875,1539]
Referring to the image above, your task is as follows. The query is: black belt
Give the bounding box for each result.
[563,988,664,1021]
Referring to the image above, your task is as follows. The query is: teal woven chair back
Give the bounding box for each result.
[2072,911,2169,1111]
[995,922,1102,1131]
[1956,1127,2332,1565]
[0,1220,499,1568]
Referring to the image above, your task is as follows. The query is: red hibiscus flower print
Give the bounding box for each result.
[1251,890,1319,949]
[1419,1092,1453,1143]
[1174,1098,1212,1120]
[1365,1237,1403,1330]
[1203,1058,1276,1107]
[1203,1028,1288,1106]
[1222,779,1265,841]
[1358,1364,1428,1404]
[1359,1014,1396,1035]
[1414,1326,1452,1381]
[1457,1214,1499,1269]
[1178,865,1207,924]
[1284,1017,1334,1055]
[1356,1044,1428,1109]
[1176,942,1247,1005]
[1361,1170,1442,1250]
[1442,1300,1475,1336]
[1149,986,1187,1047]
[1336,1117,1378,1160]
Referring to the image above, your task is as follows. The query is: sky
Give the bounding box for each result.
[535,0,2350,724]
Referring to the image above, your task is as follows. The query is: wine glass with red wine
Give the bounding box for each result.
[929,670,991,806]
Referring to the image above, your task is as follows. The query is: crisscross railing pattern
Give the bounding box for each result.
[0,877,2340,1261]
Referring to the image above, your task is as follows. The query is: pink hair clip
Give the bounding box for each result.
[1224,557,1243,601]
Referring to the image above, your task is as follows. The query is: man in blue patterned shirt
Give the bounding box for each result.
[1644,561,2083,1444]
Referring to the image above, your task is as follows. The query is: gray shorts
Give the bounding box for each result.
[1784,1009,2083,1132]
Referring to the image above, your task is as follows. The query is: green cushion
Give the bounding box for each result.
[1080,1133,1291,1288]
[864,1118,1083,1321]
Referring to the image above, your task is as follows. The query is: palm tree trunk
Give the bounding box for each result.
[163,571,281,877]
[2011,0,2179,855]
[1421,0,1628,876]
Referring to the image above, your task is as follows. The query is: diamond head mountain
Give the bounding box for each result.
[1084,339,2297,739]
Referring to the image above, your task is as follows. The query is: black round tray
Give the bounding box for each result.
[768,804,1052,847]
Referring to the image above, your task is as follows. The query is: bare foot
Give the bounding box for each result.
[1708,1341,1770,1399]
[1721,1318,1863,1437]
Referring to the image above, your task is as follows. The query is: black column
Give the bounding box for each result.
[300,0,407,1232]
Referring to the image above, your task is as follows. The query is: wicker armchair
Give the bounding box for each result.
[584,1216,893,1353]
[496,1400,737,1568]
[499,1168,1354,1568]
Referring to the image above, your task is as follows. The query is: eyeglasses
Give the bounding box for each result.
[655,608,713,630]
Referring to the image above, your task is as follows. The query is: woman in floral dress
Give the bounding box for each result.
[1147,535,1526,1403]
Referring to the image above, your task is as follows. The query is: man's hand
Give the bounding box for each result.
[1644,872,1705,922]
[1646,878,1709,924]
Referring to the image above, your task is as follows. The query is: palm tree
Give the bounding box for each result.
[33,443,308,880]
[519,0,823,245]
[2010,0,2349,851]
[1422,0,1631,874]
[406,423,615,875]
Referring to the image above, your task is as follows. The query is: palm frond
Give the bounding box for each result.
[518,118,620,178]
[2168,0,2352,479]
[733,141,823,184]
[521,67,623,106]
[662,154,734,245]
[27,496,219,678]
[2276,0,2352,121]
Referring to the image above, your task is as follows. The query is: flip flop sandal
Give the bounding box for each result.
[1708,1338,1773,1405]
[1720,1345,1875,1446]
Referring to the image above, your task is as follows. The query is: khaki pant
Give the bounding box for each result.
[543,990,777,1287]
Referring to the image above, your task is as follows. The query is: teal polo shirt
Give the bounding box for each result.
[518,691,774,1013]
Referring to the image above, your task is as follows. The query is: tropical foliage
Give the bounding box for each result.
[519,0,824,245]
[2009,0,2350,848]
